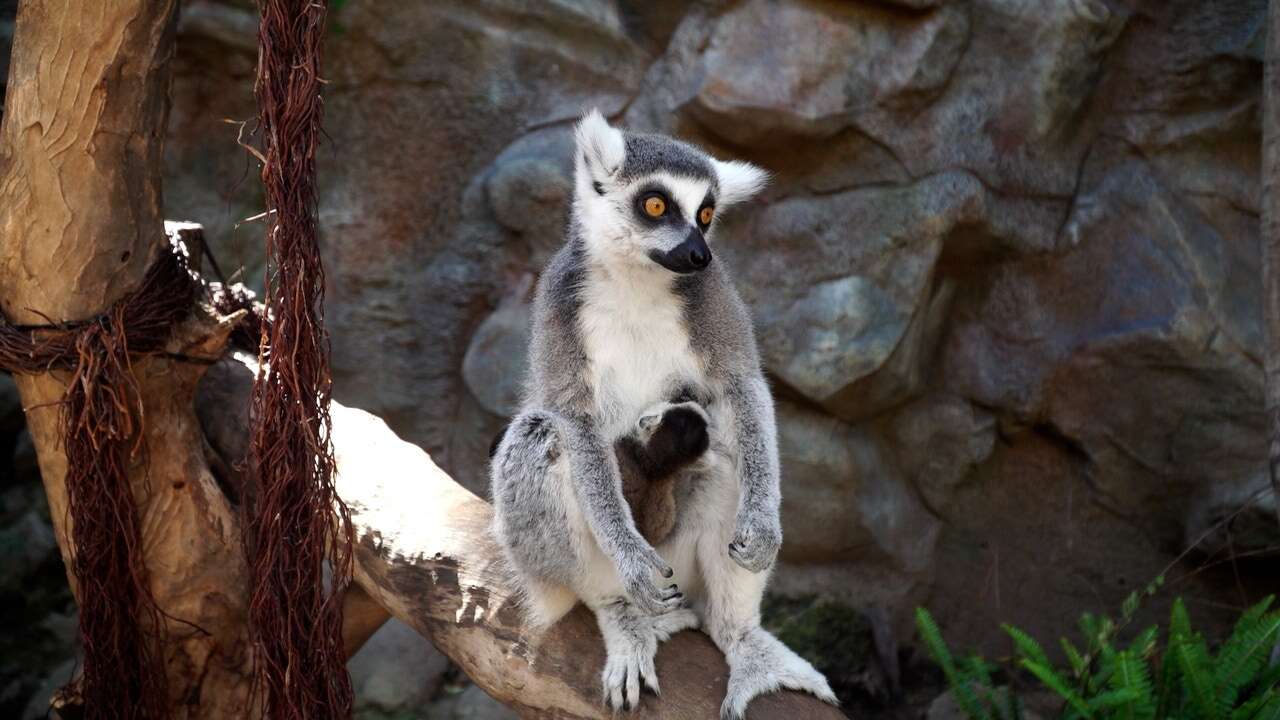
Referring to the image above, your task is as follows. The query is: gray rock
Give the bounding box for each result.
[944,159,1264,522]
[424,683,517,720]
[0,511,57,587]
[1184,471,1280,558]
[11,429,38,485]
[927,686,1044,720]
[777,400,939,574]
[870,0,948,7]
[889,395,997,512]
[729,171,982,420]
[646,0,969,145]
[349,619,450,715]
[19,658,75,720]
[484,126,576,269]
[462,281,534,418]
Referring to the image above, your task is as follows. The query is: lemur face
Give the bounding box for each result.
[571,110,768,275]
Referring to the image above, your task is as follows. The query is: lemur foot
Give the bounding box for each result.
[720,627,838,720]
[598,600,700,711]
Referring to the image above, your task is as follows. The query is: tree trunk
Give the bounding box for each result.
[199,357,850,720]
[0,2,255,716]
[1266,0,1280,527]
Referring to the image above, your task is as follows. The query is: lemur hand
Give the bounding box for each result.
[728,509,781,573]
[620,542,683,614]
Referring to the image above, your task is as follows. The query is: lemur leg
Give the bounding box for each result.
[490,411,582,627]
[493,409,697,712]
[695,483,837,719]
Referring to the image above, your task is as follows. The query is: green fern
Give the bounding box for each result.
[1020,655,1094,719]
[921,591,1280,717]
[1108,649,1156,720]
[917,594,1280,720]
[1173,635,1221,720]
[1214,597,1280,712]
[916,607,992,720]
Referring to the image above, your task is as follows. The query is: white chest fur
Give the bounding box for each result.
[578,265,704,438]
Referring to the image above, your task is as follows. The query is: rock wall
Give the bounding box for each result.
[162,0,1280,655]
[1,6,1277,713]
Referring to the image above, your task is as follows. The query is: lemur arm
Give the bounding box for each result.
[561,413,683,612]
[725,372,784,573]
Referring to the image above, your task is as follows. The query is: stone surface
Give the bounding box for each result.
[462,286,534,418]
[888,394,997,513]
[0,511,56,588]
[729,171,983,420]
[348,619,450,716]
[423,683,518,720]
[86,0,1280,691]
[926,686,1045,720]
[777,399,939,576]
[660,0,970,146]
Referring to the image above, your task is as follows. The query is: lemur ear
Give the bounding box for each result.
[712,159,769,207]
[574,109,625,187]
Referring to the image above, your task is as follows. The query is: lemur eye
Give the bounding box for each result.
[644,196,666,218]
[699,206,715,226]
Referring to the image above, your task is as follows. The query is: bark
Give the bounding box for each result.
[0,3,255,716]
[199,357,849,720]
[1267,0,1280,527]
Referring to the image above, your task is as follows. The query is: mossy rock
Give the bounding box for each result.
[762,594,872,704]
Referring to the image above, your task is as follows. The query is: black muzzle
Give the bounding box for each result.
[649,229,712,274]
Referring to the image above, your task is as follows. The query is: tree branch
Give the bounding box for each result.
[198,357,848,720]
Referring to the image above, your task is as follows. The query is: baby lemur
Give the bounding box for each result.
[489,110,836,718]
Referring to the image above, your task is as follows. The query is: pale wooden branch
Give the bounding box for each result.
[198,357,849,720]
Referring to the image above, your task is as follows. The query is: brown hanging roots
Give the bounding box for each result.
[247,0,355,717]
[0,242,198,720]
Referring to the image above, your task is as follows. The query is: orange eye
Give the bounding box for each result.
[644,196,666,217]
[699,206,714,226]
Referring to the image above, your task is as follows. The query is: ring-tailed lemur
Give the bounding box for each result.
[489,110,837,718]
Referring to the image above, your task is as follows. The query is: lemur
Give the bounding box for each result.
[489,110,837,718]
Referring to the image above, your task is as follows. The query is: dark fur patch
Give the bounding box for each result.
[620,133,716,183]
[617,405,709,481]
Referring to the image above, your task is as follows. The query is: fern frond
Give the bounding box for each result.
[1089,688,1142,712]
[1253,660,1280,696]
[1022,657,1094,719]
[1175,635,1224,720]
[1155,643,1184,720]
[917,608,992,720]
[1109,649,1156,720]
[1231,689,1276,720]
[1122,591,1141,621]
[1063,637,1088,679]
[1129,625,1160,659]
[1004,624,1052,669]
[1214,602,1280,710]
[1171,599,1194,643]
[1249,692,1280,720]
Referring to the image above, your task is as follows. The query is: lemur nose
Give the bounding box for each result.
[687,244,710,270]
